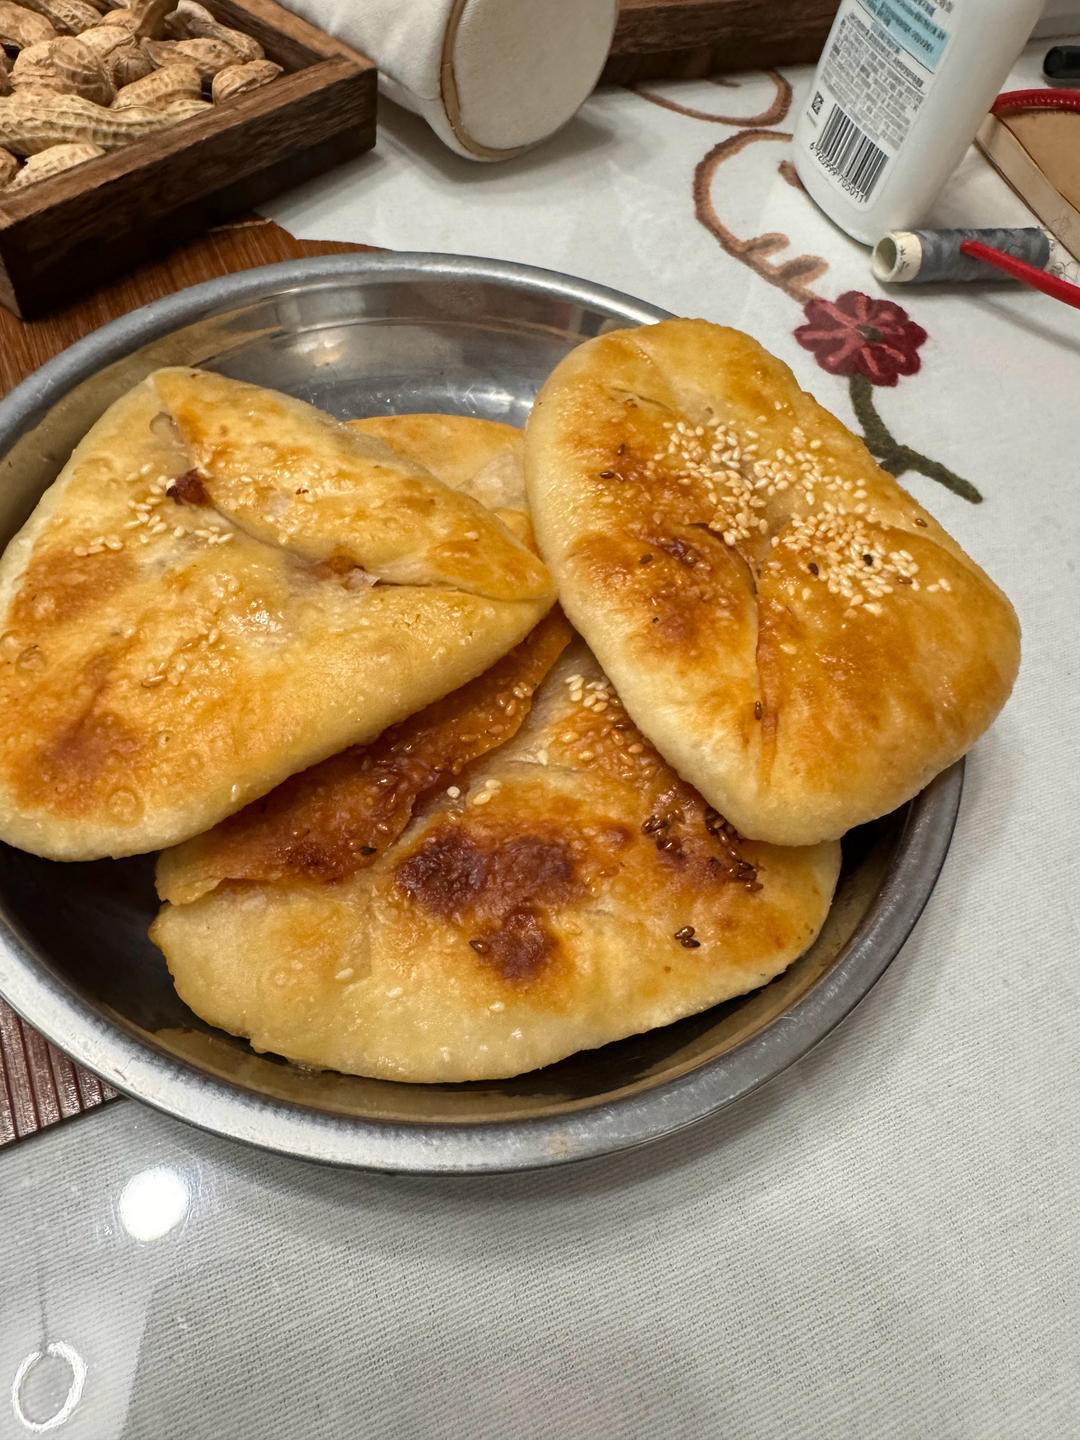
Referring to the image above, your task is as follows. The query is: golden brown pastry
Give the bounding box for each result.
[347,412,528,520]
[524,319,1020,845]
[152,371,549,602]
[347,411,533,552]
[156,608,575,906]
[151,632,840,1084]
[0,381,552,860]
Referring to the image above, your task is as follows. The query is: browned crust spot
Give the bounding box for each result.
[395,827,583,984]
[166,470,210,506]
[162,611,573,892]
[23,700,142,817]
[11,544,134,631]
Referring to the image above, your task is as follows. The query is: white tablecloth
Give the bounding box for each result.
[268,44,1077,1433]
[1,43,1077,1440]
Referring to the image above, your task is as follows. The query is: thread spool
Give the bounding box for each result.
[872,227,1052,284]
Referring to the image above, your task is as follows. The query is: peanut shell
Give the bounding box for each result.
[0,1,57,48]
[0,143,17,183]
[12,40,70,91]
[81,26,149,84]
[164,0,261,61]
[0,90,183,153]
[153,91,206,118]
[78,22,126,53]
[211,57,279,103]
[112,56,197,106]
[12,36,115,103]
[106,35,150,84]
[19,0,100,33]
[7,136,101,183]
[143,33,238,79]
[100,0,177,38]
[49,0,101,31]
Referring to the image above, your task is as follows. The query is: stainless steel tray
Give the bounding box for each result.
[0,253,962,1174]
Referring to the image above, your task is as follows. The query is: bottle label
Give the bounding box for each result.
[801,0,953,209]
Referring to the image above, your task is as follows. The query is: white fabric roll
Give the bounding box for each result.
[286,0,620,160]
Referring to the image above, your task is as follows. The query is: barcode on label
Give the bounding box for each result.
[814,103,889,202]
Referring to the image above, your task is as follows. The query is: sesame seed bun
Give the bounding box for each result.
[152,634,839,1083]
[524,319,1020,845]
[0,377,553,860]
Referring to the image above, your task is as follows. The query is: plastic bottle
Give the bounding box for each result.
[792,0,1045,245]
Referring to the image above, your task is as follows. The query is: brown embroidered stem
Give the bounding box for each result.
[849,374,982,504]
[694,130,830,302]
[634,70,792,127]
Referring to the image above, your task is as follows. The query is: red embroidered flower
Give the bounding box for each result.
[794,291,927,386]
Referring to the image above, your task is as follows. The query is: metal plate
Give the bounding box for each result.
[0,253,962,1174]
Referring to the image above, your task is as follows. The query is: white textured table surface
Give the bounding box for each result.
[3,45,1079,1439]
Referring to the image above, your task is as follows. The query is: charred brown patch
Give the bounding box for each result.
[397,830,577,918]
[634,780,763,894]
[166,470,210,506]
[307,552,373,588]
[648,534,700,568]
[396,828,488,917]
[396,826,584,985]
[166,612,572,891]
[471,908,559,982]
[703,808,761,890]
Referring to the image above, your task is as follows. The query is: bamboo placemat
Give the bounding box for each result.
[0,218,369,1147]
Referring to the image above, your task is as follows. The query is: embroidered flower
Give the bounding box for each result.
[795,291,927,386]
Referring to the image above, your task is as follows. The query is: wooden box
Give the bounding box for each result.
[0,0,376,317]
[602,0,842,84]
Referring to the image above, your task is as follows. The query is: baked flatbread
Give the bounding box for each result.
[156,608,576,906]
[152,633,840,1083]
[524,319,1020,845]
[0,381,552,860]
[348,412,531,552]
[347,413,528,523]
